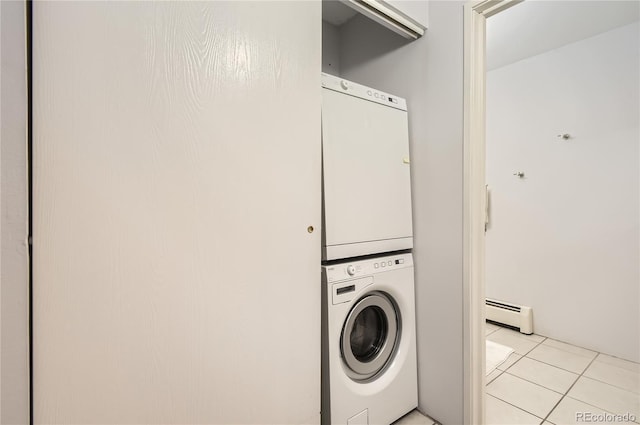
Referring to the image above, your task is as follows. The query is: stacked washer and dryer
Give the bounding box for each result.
[321,73,418,425]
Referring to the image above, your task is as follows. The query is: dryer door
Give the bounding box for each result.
[322,88,413,260]
[341,292,400,381]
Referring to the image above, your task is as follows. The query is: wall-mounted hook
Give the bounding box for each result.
[513,171,525,178]
[557,133,571,140]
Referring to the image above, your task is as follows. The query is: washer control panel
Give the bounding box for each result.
[321,73,407,111]
[324,253,413,283]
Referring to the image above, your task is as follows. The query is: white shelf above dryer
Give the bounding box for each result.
[322,0,428,40]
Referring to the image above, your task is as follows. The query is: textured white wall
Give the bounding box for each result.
[486,22,640,362]
[338,2,466,423]
[0,1,29,423]
[33,2,321,423]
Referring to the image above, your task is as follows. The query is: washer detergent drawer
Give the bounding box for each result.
[332,277,373,305]
[322,87,413,260]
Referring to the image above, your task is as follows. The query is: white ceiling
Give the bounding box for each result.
[487,0,640,71]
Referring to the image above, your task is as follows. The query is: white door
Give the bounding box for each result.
[32,2,321,423]
[322,89,413,260]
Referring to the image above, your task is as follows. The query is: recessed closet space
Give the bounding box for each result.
[320,2,470,424]
[319,5,428,424]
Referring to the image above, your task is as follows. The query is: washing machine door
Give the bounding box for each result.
[341,292,400,381]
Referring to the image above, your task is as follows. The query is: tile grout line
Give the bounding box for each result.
[520,354,587,375]
[539,350,601,424]
[486,370,563,421]
[503,349,596,393]
[485,394,546,422]
[487,335,607,422]
[487,367,505,384]
[523,341,597,375]
[523,350,639,395]
[487,334,546,385]
[522,356,588,374]
[499,332,547,359]
[498,352,524,370]
[485,326,541,378]
[561,394,635,422]
[595,355,640,371]
[501,370,567,396]
[580,374,640,396]
[504,334,547,366]
[487,330,640,424]
[580,352,640,395]
[541,340,599,357]
[485,337,552,420]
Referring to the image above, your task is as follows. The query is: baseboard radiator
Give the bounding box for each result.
[486,298,533,335]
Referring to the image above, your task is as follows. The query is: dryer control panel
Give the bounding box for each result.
[321,73,407,111]
[324,253,413,283]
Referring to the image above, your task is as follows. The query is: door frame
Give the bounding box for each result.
[463,1,522,424]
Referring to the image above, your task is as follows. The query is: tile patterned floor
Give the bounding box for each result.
[485,323,640,425]
[394,324,640,425]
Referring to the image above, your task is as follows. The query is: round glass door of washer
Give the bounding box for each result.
[341,292,400,381]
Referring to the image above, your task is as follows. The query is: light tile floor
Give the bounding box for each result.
[394,323,640,425]
[486,323,640,425]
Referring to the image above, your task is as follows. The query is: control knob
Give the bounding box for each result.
[346,265,355,276]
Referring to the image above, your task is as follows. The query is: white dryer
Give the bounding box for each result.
[321,253,417,425]
[322,74,413,261]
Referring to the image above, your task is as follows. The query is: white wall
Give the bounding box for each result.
[322,21,341,75]
[0,1,29,423]
[33,2,321,423]
[486,22,640,362]
[338,2,466,423]
[486,1,640,71]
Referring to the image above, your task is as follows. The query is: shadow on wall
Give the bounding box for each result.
[337,15,412,71]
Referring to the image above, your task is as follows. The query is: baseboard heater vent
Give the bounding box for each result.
[486,298,533,335]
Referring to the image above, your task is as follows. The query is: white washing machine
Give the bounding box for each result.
[322,73,413,261]
[321,253,417,425]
